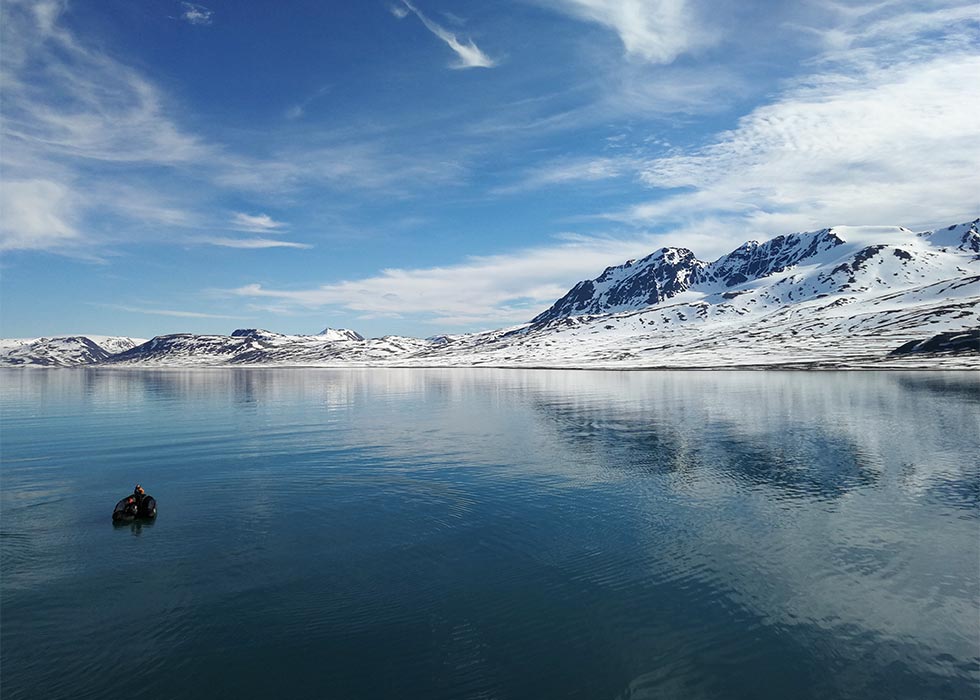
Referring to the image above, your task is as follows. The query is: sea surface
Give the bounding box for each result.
[1,368,978,700]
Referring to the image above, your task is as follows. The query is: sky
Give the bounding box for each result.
[1,0,977,339]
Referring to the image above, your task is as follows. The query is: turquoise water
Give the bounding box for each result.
[1,369,978,700]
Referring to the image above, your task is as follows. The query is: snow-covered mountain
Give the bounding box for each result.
[533,221,978,325]
[102,329,427,367]
[0,336,146,367]
[317,327,365,341]
[424,220,979,368]
[3,220,977,369]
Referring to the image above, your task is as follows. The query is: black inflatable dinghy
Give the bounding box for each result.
[112,493,157,522]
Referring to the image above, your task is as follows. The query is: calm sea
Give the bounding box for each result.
[1,369,978,700]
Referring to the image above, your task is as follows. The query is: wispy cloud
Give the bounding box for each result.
[0,3,457,256]
[610,4,980,237]
[214,141,468,195]
[231,213,288,232]
[1,4,208,166]
[200,237,311,249]
[225,1,980,331]
[284,85,331,120]
[180,2,213,26]
[495,156,638,194]
[498,1,980,247]
[98,304,248,320]
[797,1,978,57]
[228,233,690,327]
[394,1,496,69]
[0,179,81,251]
[0,0,210,252]
[441,11,467,27]
[542,0,711,64]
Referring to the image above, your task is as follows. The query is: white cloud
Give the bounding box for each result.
[102,186,197,228]
[214,142,467,195]
[200,237,311,249]
[543,0,710,63]
[231,212,287,232]
[1,6,208,166]
[0,179,80,251]
[606,62,745,115]
[1,3,449,257]
[801,1,977,58]
[180,2,213,26]
[226,2,980,330]
[229,233,684,327]
[515,2,980,245]
[0,0,212,253]
[396,1,496,69]
[100,304,248,320]
[617,51,980,237]
[495,156,637,194]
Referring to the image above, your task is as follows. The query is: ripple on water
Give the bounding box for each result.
[0,368,977,700]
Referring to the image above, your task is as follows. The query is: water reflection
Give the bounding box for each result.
[1,368,977,700]
[112,518,157,537]
[525,391,885,501]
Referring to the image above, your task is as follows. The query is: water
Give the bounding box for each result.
[1,368,977,700]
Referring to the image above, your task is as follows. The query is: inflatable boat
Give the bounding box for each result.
[112,493,157,522]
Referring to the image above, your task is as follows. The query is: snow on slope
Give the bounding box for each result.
[104,329,428,366]
[2,220,977,369]
[412,220,980,369]
[532,222,978,326]
[317,327,365,341]
[420,276,978,369]
[87,336,148,355]
[0,336,147,367]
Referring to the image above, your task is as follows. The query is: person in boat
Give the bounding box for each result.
[115,494,139,519]
[131,484,154,517]
[113,484,155,521]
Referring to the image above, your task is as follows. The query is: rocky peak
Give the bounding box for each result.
[533,227,853,324]
[531,246,706,325]
[704,229,845,287]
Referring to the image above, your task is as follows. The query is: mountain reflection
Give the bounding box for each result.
[524,391,884,501]
[2,368,977,700]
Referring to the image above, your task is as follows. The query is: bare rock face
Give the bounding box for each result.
[532,247,707,324]
[890,330,980,356]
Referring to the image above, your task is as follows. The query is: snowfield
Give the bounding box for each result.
[3,220,978,369]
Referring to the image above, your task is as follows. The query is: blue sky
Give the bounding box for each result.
[1,0,977,339]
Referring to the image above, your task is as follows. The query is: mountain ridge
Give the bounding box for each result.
[3,219,978,368]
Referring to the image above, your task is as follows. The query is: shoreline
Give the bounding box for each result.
[3,359,977,372]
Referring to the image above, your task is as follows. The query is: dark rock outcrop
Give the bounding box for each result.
[890,330,980,356]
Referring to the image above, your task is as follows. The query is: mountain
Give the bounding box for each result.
[317,327,365,341]
[531,247,708,323]
[2,219,978,369]
[0,336,146,367]
[427,220,979,368]
[532,222,979,325]
[103,329,427,366]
